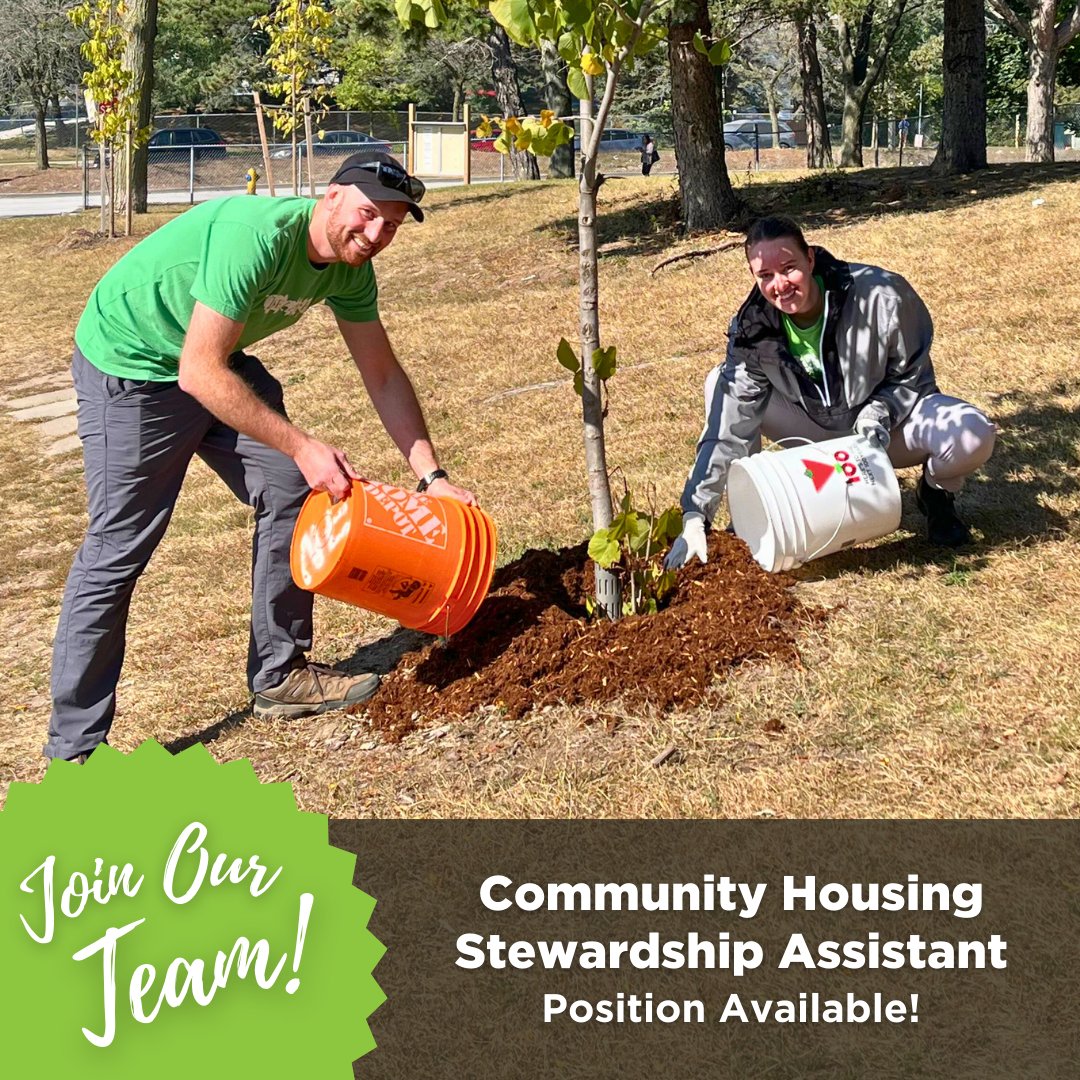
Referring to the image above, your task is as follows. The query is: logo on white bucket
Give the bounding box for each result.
[802,448,875,492]
[297,502,351,588]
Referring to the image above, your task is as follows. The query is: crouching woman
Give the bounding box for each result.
[666,215,996,568]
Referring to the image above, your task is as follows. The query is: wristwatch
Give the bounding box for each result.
[416,468,449,493]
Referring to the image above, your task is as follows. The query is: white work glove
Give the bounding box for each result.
[664,514,708,570]
[854,404,892,450]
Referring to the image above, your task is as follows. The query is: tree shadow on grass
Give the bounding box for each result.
[788,383,1080,582]
[537,161,1080,262]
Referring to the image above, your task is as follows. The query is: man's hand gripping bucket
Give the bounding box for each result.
[727,434,902,573]
[289,479,497,635]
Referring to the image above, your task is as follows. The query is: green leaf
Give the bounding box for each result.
[556,338,580,373]
[573,369,584,396]
[566,65,588,102]
[625,513,653,555]
[591,345,617,381]
[708,40,732,67]
[489,0,538,46]
[619,489,632,514]
[557,31,579,65]
[693,31,708,56]
[655,506,683,544]
[588,527,622,569]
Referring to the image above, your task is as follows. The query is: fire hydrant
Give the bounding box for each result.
[245,166,259,195]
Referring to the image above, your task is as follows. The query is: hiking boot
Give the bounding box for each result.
[915,476,971,548]
[253,661,380,719]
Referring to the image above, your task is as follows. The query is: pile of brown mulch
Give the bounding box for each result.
[355,532,824,741]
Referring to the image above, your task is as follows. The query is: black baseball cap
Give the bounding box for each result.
[328,152,425,222]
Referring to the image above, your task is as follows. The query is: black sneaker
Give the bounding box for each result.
[915,476,971,548]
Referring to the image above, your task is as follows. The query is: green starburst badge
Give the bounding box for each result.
[0,741,384,1077]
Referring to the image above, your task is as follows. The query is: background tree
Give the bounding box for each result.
[153,0,265,111]
[795,7,834,165]
[540,38,574,177]
[824,0,909,165]
[0,0,83,170]
[987,0,1080,161]
[930,0,986,171]
[254,0,337,194]
[123,0,157,213]
[487,20,539,178]
[669,0,740,230]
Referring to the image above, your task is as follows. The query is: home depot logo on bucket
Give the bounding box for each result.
[365,482,448,546]
[802,447,876,492]
[295,500,351,588]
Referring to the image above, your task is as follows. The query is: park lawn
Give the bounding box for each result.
[0,164,1078,818]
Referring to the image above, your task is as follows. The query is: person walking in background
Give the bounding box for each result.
[665,215,996,570]
[640,134,658,176]
[47,152,476,763]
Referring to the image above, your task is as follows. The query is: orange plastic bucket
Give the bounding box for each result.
[415,503,497,638]
[290,479,496,635]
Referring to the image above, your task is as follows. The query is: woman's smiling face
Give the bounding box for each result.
[746,237,821,322]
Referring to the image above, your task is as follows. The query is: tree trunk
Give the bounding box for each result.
[765,82,780,146]
[833,1,908,167]
[51,95,69,148]
[487,22,540,180]
[840,92,865,166]
[124,0,158,213]
[33,99,50,170]
[931,0,988,174]
[1026,13,1057,163]
[575,94,619,619]
[540,40,574,179]
[797,15,833,168]
[452,85,462,124]
[668,0,740,231]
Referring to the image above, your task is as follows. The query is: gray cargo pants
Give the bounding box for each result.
[46,347,313,760]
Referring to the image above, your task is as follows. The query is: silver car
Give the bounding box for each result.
[723,119,797,150]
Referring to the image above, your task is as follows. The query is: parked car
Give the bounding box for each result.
[722,119,796,150]
[86,126,227,167]
[572,128,648,152]
[271,130,392,159]
[147,127,227,160]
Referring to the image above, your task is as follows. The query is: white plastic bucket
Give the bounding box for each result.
[728,435,902,573]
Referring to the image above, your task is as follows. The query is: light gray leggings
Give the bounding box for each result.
[753,392,996,493]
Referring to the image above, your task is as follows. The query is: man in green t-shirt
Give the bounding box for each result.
[48,152,476,763]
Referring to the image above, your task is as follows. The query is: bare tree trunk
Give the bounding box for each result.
[541,40,574,179]
[451,85,462,123]
[765,78,780,146]
[833,0,909,167]
[797,14,833,167]
[931,0,988,173]
[1026,18,1057,162]
[123,0,158,214]
[840,93,865,166]
[51,95,69,148]
[487,22,540,180]
[33,99,50,170]
[668,0,740,231]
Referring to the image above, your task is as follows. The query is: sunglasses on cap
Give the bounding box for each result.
[340,159,426,203]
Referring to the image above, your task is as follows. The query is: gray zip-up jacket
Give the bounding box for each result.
[681,247,939,523]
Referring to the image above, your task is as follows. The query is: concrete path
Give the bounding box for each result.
[2,378,79,457]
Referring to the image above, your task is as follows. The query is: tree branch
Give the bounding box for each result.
[986,0,1032,44]
[1057,2,1080,49]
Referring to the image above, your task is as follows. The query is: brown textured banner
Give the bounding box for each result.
[330,822,1080,1080]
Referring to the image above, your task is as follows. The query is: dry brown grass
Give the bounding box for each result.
[1,164,1078,819]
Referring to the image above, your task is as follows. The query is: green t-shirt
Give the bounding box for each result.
[780,275,826,381]
[75,196,379,380]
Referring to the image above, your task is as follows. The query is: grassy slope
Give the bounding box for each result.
[1,165,1078,818]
